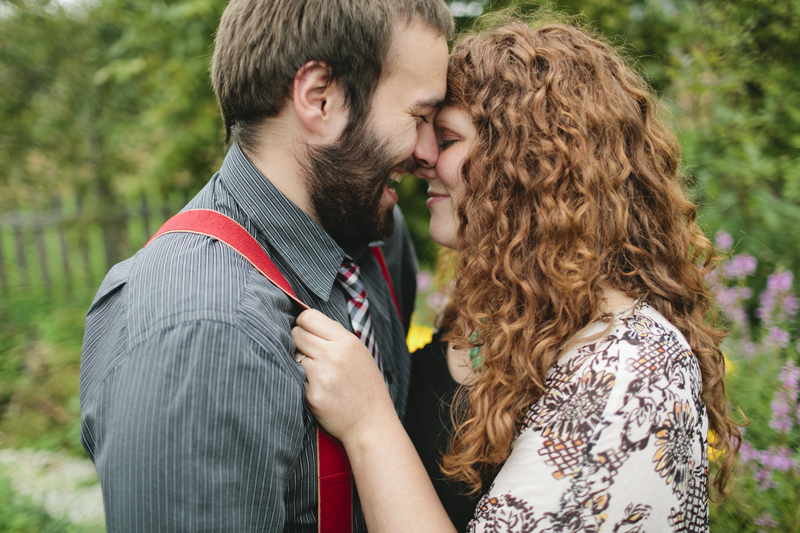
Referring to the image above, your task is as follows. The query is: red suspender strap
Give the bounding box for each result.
[370,247,402,326]
[145,209,309,311]
[317,431,353,532]
[146,209,356,532]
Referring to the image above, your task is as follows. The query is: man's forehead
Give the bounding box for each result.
[382,18,448,77]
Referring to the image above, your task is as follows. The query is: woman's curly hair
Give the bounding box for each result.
[440,18,741,497]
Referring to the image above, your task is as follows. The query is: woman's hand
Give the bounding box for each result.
[293,309,457,533]
[291,309,398,446]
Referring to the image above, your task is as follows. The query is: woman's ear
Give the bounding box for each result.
[292,61,348,143]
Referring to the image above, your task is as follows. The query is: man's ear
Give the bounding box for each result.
[292,61,348,142]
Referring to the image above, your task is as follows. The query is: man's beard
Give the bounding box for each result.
[304,120,414,249]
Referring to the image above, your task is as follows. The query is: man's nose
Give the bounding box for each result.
[412,121,439,169]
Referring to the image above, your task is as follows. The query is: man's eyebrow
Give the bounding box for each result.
[414,97,446,111]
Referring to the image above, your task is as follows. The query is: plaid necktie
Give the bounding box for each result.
[337,260,387,384]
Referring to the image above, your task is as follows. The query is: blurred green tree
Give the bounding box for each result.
[0,0,228,265]
[2,0,800,280]
[667,0,800,287]
[2,0,144,264]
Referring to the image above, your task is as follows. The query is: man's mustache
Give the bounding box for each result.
[392,158,417,176]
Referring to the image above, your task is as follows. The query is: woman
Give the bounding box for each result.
[292,18,740,531]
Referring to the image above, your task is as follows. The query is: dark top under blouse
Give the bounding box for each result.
[404,331,480,532]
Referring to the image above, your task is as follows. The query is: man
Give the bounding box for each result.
[79,0,453,530]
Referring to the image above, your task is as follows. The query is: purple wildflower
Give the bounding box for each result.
[779,360,800,390]
[716,286,752,332]
[769,270,794,293]
[770,392,794,433]
[764,326,791,349]
[739,440,756,463]
[769,361,799,434]
[757,271,798,328]
[416,270,433,293]
[755,512,778,533]
[739,340,758,359]
[760,446,798,472]
[753,467,777,491]
[785,293,798,317]
[715,230,733,251]
[722,253,757,280]
[426,291,445,311]
[741,435,798,492]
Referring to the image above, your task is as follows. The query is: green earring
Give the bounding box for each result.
[468,330,482,370]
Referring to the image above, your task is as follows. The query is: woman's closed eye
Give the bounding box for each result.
[438,139,456,150]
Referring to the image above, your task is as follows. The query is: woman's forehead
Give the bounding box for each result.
[435,105,471,126]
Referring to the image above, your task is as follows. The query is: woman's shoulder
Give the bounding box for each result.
[614,301,693,356]
[610,301,702,397]
[550,301,699,387]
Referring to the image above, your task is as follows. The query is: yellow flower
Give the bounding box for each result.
[407,323,434,353]
[708,431,724,462]
[723,355,735,375]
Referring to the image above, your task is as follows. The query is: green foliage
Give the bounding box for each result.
[714,355,800,532]
[668,0,800,280]
[2,0,800,527]
[93,0,228,193]
[0,0,227,262]
[0,473,101,533]
[0,0,228,203]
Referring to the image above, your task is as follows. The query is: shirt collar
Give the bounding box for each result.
[219,142,368,301]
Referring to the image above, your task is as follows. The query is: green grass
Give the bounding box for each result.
[0,473,88,533]
[0,193,191,454]
[0,291,93,456]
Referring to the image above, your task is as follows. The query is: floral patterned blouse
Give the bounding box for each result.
[469,302,709,532]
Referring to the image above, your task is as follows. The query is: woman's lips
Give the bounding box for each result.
[426,192,449,208]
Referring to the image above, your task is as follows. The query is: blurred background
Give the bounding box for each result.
[1,0,799,530]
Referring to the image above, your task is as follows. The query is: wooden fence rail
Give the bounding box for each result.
[0,192,187,299]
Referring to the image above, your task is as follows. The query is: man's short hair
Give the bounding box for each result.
[211,0,454,152]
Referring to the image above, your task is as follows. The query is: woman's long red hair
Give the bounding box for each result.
[440,18,740,497]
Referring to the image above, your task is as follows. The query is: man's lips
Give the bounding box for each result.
[393,159,417,176]
[386,171,403,189]
[426,190,449,207]
[383,184,398,203]
[382,173,402,204]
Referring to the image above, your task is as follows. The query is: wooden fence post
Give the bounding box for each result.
[76,191,93,287]
[0,227,7,295]
[161,192,171,221]
[97,184,129,272]
[53,196,72,296]
[0,188,199,299]
[34,219,51,296]
[141,193,152,241]
[12,206,29,289]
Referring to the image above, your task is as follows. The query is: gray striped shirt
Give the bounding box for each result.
[80,143,417,532]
